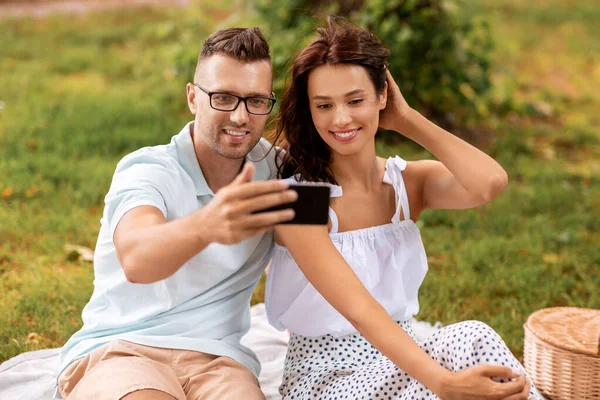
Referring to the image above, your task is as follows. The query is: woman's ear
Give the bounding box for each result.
[379,81,388,110]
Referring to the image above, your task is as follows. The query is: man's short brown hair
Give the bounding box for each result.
[197,27,271,64]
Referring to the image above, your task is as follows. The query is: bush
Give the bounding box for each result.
[251,0,495,134]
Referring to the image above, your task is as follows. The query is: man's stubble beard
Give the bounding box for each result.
[205,125,263,160]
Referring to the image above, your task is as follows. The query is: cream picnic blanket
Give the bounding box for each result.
[0,304,443,400]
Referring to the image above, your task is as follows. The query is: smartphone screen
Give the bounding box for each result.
[256,183,330,225]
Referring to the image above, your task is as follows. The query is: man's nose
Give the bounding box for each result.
[230,101,250,125]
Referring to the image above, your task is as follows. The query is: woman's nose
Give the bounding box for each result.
[334,106,352,127]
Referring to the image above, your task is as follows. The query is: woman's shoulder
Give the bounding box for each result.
[383,155,439,179]
[379,155,411,170]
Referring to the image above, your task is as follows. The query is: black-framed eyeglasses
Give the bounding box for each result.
[193,83,276,115]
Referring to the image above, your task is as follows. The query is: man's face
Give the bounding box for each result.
[187,54,273,160]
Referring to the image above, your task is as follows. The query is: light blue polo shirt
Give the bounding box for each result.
[58,122,277,383]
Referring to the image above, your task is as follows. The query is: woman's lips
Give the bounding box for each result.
[330,128,360,142]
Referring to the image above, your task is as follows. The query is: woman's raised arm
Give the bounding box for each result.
[379,70,508,211]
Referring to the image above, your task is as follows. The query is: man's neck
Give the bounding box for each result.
[191,129,245,194]
[200,152,245,194]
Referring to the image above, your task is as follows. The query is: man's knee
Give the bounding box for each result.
[121,389,179,400]
[185,357,265,400]
[194,381,265,400]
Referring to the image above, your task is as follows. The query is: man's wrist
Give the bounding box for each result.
[189,208,214,249]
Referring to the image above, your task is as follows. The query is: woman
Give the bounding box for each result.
[265,17,542,400]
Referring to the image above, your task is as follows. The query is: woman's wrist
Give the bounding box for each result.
[390,351,454,397]
[392,107,420,137]
[429,368,455,398]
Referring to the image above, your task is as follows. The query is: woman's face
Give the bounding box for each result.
[307,64,387,156]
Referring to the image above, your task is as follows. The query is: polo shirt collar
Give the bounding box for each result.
[174,121,271,197]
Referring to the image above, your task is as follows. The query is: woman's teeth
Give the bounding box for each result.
[333,129,358,138]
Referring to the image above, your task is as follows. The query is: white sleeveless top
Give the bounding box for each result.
[265,156,429,337]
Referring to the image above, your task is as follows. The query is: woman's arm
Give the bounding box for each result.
[276,225,527,400]
[379,70,508,211]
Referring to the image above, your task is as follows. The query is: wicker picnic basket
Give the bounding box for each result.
[523,307,600,399]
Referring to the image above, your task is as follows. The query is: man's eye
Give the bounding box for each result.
[249,98,268,106]
[215,95,235,103]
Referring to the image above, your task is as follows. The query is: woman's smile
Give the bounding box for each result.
[330,127,361,142]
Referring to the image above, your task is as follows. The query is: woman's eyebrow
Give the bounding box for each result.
[312,89,366,100]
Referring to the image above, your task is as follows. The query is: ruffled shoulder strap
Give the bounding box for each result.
[382,156,411,222]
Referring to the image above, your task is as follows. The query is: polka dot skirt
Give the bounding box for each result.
[280,320,544,399]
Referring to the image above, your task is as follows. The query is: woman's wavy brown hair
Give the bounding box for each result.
[271,16,390,184]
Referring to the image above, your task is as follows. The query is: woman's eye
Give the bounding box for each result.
[349,99,364,105]
[316,104,332,109]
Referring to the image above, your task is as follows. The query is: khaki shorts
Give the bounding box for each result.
[58,340,265,400]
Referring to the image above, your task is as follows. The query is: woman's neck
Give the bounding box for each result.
[330,146,383,192]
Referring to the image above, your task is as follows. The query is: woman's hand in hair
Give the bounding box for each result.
[378,69,412,132]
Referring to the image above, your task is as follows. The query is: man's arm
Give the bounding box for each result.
[113,205,208,284]
[114,163,297,284]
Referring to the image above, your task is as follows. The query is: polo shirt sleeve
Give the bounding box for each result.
[104,154,178,239]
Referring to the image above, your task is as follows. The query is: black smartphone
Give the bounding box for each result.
[255,183,330,225]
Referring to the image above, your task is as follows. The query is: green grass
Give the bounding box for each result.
[1,0,599,363]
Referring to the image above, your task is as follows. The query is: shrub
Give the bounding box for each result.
[251,0,495,134]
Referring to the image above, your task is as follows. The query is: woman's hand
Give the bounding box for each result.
[437,365,532,400]
[378,69,412,132]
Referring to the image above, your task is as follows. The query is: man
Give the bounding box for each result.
[56,27,296,400]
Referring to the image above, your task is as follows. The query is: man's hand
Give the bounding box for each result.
[199,163,297,245]
[437,365,531,400]
[113,162,296,283]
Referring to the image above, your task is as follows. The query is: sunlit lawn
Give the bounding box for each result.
[1,0,598,363]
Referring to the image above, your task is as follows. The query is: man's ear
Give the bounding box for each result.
[186,83,197,114]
